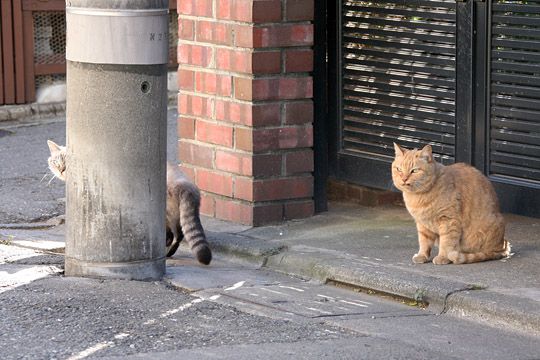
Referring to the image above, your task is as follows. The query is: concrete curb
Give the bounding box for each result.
[0,93,177,124]
[0,102,66,123]
[207,232,540,337]
[445,290,540,337]
[0,216,64,231]
[206,231,287,266]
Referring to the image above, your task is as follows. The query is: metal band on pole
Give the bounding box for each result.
[66,5,169,65]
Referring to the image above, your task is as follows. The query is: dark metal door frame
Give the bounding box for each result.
[327,0,540,217]
[313,0,329,213]
[481,0,540,216]
[329,0,459,190]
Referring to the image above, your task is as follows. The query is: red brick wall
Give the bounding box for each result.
[177,0,314,226]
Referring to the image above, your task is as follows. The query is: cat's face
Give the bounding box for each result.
[391,143,436,193]
[47,140,66,181]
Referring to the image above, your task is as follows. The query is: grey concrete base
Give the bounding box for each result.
[65,256,165,281]
[65,61,167,279]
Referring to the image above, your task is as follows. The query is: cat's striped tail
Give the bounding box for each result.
[448,240,511,264]
[178,186,212,265]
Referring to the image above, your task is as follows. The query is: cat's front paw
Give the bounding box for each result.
[412,254,429,264]
[447,251,465,264]
[432,255,451,265]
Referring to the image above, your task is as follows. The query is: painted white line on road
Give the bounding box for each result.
[67,332,133,359]
[339,300,369,308]
[66,341,113,360]
[278,285,305,292]
[356,299,372,305]
[224,281,246,291]
[306,307,333,315]
[260,288,289,296]
[148,294,221,322]
[160,298,204,317]
[0,266,62,294]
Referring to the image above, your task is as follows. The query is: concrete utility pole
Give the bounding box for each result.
[64,0,169,280]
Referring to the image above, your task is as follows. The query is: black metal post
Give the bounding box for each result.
[473,0,488,171]
[455,0,475,164]
[313,0,329,212]
[327,0,341,177]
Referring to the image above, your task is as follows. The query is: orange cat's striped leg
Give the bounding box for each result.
[434,220,461,265]
[412,224,436,264]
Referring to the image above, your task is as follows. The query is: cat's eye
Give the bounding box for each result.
[411,168,420,173]
[396,167,402,172]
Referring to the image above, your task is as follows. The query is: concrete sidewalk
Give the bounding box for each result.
[200,202,540,336]
[2,202,539,338]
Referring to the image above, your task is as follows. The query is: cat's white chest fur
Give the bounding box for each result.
[404,194,440,233]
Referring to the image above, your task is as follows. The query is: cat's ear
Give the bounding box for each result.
[47,140,61,154]
[393,142,406,157]
[419,144,433,162]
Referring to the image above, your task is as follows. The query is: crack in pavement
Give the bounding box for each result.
[439,285,485,315]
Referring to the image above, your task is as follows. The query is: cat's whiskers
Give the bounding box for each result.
[40,173,50,183]
[47,175,56,186]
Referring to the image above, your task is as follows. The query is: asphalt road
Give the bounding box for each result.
[0,272,353,360]
[1,244,538,360]
[0,110,178,224]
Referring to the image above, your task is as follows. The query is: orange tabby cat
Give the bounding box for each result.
[392,143,510,265]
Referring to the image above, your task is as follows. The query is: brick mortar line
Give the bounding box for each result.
[200,191,314,203]
[182,70,312,79]
[178,65,313,77]
[184,162,313,177]
[178,92,235,103]
[182,71,314,79]
[180,118,312,129]
[179,41,254,50]
[179,89,313,101]
[178,39,312,51]
[179,141,313,157]
[178,14,313,26]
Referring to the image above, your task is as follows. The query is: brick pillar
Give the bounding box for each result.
[177,0,314,226]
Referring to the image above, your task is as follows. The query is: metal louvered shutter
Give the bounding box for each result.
[341,0,457,165]
[490,0,540,184]
[329,0,540,215]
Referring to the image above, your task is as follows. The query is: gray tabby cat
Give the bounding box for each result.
[46,140,212,265]
[165,162,211,264]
